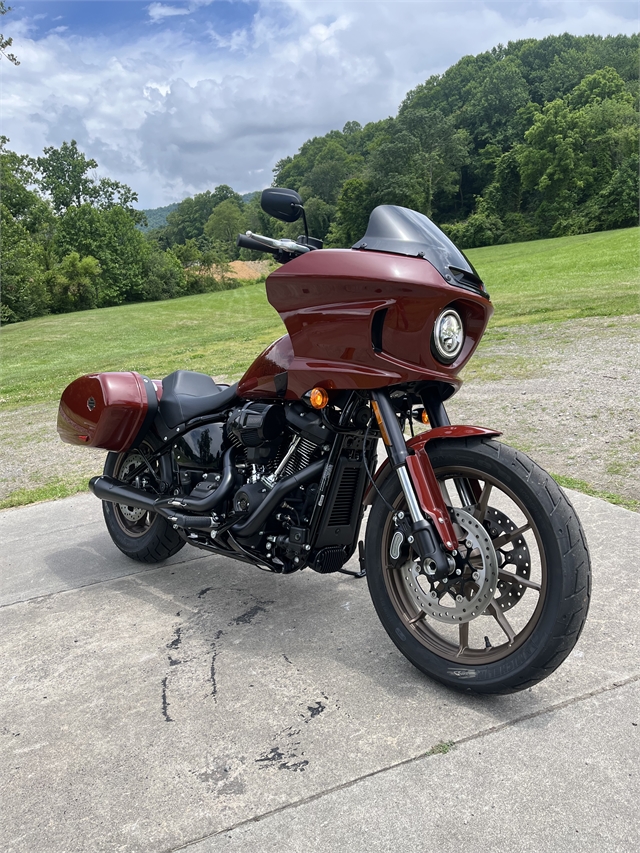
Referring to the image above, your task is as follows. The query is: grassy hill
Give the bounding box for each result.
[1,227,637,413]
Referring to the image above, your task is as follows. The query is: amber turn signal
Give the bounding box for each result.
[421,410,430,425]
[309,387,329,409]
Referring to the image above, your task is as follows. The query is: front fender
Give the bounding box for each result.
[363,425,502,506]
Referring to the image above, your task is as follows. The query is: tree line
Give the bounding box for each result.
[0,140,255,324]
[2,32,637,324]
[273,33,639,249]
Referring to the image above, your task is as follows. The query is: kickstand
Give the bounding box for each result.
[337,541,366,578]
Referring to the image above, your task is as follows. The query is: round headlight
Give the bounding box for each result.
[433,308,464,363]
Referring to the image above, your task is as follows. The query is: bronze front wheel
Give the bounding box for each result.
[365,439,590,694]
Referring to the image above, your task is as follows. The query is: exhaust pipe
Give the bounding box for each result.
[90,475,158,511]
[154,447,236,513]
[232,458,326,539]
[90,451,326,537]
[90,447,237,517]
[90,476,218,530]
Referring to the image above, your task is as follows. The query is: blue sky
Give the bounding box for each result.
[2,1,638,207]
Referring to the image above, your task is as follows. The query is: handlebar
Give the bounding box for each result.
[235,231,311,256]
[236,233,275,253]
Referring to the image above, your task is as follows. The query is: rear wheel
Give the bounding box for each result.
[365,439,590,693]
[103,442,185,563]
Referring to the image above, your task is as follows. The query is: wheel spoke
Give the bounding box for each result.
[439,479,453,506]
[457,622,469,656]
[486,602,516,645]
[498,569,541,592]
[472,481,493,522]
[492,523,531,549]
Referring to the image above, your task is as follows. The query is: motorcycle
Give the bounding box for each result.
[57,187,591,694]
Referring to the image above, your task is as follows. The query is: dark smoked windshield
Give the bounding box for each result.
[352,205,486,295]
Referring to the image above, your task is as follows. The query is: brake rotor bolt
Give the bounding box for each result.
[430,591,438,599]
[466,540,473,549]
[456,595,463,602]
[455,568,462,576]
[472,571,480,581]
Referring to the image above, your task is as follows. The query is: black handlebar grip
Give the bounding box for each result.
[236,233,275,254]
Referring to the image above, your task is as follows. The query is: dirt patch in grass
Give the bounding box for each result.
[228,260,271,280]
[1,315,638,507]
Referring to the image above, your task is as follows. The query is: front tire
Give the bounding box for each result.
[102,443,185,563]
[365,439,590,694]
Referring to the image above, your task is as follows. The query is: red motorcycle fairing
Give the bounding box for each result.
[363,425,502,536]
[238,249,492,401]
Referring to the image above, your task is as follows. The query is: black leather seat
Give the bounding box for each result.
[159,370,239,428]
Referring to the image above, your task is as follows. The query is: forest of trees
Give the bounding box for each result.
[2,33,638,324]
[272,33,639,249]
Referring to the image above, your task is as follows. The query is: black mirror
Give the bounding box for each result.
[261,188,303,223]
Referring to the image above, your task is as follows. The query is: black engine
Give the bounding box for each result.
[227,402,286,462]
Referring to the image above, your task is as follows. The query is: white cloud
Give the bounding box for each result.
[147,3,190,23]
[2,1,638,207]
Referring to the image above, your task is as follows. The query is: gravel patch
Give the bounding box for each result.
[1,315,638,504]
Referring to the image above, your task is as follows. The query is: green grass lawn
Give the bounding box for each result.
[1,227,638,412]
[468,227,639,325]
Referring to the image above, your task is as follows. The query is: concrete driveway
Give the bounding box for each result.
[1,490,638,853]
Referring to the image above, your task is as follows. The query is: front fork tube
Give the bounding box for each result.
[371,391,458,579]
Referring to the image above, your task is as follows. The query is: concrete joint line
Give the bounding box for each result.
[164,672,640,853]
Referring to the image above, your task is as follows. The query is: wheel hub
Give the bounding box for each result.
[400,507,498,624]
[117,453,147,523]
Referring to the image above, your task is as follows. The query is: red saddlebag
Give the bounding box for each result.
[57,372,159,452]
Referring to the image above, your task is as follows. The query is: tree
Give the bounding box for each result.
[0,205,48,322]
[54,204,149,305]
[518,69,638,235]
[0,1,19,65]
[47,252,101,313]
[0,137,51,232]
[142,246,186,301]
[163,186,243,245]
[203,199,247,258]
[34,140,141,219]
[327,177,373,246]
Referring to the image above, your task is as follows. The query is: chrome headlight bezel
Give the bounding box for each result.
[432,308,464,364]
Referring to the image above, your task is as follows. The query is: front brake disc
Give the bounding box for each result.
[400,507,498,624]
[484,506,532,613]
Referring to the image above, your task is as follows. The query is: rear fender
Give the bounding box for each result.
[363,425,502,506]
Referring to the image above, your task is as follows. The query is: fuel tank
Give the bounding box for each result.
[239,249,492,401]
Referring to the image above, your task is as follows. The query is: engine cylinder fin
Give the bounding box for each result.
[282,437,318,478]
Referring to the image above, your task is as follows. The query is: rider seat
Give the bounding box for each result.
[159,370,238,429]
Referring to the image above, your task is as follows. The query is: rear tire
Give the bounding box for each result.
[365,439,591,694]
[102,443,185,563]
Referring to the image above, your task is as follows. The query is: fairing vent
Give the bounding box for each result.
[371,307,388,353]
